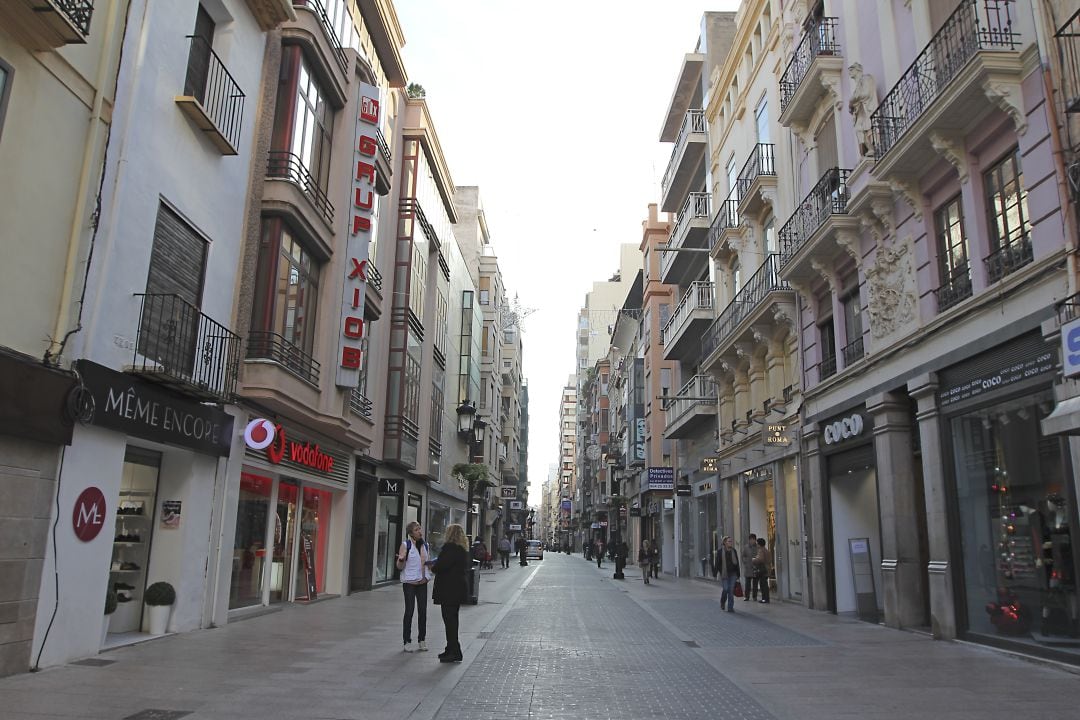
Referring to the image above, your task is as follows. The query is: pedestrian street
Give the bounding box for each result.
[2,554,1078,720]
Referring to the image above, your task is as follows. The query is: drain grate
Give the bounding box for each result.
[683,640,700,648]
[122,711,193,720]
[478,631,494,639]
[71,658,116,667]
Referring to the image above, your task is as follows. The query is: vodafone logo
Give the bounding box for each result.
[244,419,276,450]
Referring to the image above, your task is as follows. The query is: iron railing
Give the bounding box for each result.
[661,192,711,278]
[665,374,718,428]
[871,0,1020,159]
[133,293,240,401]
[736,144,776,199]
[375,127,392,166]
[184,34,245,151]
[841,336,864,367]
[662,109,707,191]
[350,387,373,419]
[780,18,841,112]
[247,330,320,385]
[1057,291,1080,325]
[701,254,789,361]
[399,197,442,250]
[779,168,851,264]
[933,268,973,311]
[984,236,1033,282]
[708,195,741,252]
[365,260,383,292]
[293,0,348,75]
[55,0,94,36]
[661,281,715,346]
[1055,9,1080,113]
[819,355,838,380]
[266,150,335,225]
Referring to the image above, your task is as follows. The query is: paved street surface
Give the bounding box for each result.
[2,554,1079,720]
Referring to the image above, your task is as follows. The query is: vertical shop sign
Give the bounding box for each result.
[337,82,380,387]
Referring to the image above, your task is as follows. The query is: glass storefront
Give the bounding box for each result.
[375,494,400,583]
[694,494,718,579]
[952,388,1079,653]
[428,499,451,553]
[781,458,804,600]
[230,473,271,609]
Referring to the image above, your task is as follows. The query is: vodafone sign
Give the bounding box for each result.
[244,418,276,450]
[244,418,335,474]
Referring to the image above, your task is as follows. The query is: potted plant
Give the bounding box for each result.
[144,581,175,635]
[102,588,117,647]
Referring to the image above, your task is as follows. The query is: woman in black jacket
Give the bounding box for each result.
[432,523,469,662]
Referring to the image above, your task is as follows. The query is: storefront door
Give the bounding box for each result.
[782,460,804,600]
[230,473,272,609]
[375,494,401,583]
[271,480,299,604]
[827,447,881,620]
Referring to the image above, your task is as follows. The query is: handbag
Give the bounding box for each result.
[733,580,744,598]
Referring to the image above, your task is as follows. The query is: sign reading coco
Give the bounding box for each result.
[823,413,865,445]
[337,82,381,388]
[244,419,334,474]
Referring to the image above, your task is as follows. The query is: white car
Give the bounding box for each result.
[525,540,543,560]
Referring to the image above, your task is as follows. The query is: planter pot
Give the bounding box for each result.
[101,614,113,647]
[146,604,172,635]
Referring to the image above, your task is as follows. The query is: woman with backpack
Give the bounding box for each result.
[396,521,430,652]
[432,523,469,662]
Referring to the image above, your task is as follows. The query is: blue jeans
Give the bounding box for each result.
[402,582,427,643]
[720,574,737,610]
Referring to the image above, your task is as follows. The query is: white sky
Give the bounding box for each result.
[393,1,742,503]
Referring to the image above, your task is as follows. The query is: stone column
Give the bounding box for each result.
[803,421,829,610]
[868,390,925,629]
[908,373,957,639]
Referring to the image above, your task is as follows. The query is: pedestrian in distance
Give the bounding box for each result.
[431,523,469,662]
[517,536,529,566]
[717,536,740,612]
[595,538,605,568]
[742,533,758,601]
[649,538,660,579]
[395,521,430,652]
[497,534,512,568]
[472,538,488,568]
[754,536,771,603]
[639,539,651,584]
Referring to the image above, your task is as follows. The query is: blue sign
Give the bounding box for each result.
[646,467,674,491]
[1063,317,1080,378]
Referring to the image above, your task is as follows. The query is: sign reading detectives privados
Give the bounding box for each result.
[336,82,380,388]
[76,360,232,456]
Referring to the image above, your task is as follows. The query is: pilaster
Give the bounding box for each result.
[803,422,829,610]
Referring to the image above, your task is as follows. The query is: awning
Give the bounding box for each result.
[1041,395,1080,436]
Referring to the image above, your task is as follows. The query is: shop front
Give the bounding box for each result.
[937,331,1078,660]
[691,476,719,580]
[427,475,467,554]
[641,466,673,572]
[230,418,351,610]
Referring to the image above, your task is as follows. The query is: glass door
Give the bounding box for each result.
[271,480,299,603]
[784,459,804,600]
[294,485,332,600]
[230,472,272,609]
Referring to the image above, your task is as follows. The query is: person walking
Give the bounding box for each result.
[595,538,605,568]
[717,536,741,612]
[431,523,469,662]
[395,521,430,652]
[742,533,758,601]
[497,534,512,569]
[518,536,529,566]
[753,536,771,603]
[649,538,660,579]
[639,539,651,584]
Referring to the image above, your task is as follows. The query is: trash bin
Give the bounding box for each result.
[466,559,481,605]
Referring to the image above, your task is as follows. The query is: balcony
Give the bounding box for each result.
[660,109,708,213]
[131,294,240,403]
[1055,9,1080,114]
[708,194,746,261]
[736,144,778,219]
[399,197,443,252]
[374,127,393,196]
[349,387,373,420]
[661,281,715,362]
[778,168,861,286]
[0,0,93,51]
[841,336,864,368]
[283,0,348,108]
[175,35,245,155]
[659,192,711,286]
[702,254,794,371]
[779,18,843,131]
[984,236,1033,282]
[818,355,838,381]
[933,267,974,311]
[663,375,717,439]
[264,151,335,253]
[246,331,320,386]
[870,0,1026,181]
[243,0,296,31]
[363,261,383,322]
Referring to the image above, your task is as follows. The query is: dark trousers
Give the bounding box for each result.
[402,582,427,643]
[758,574,770,603]
[597,553,603,568]
[744,574,758,600]
[441,603,461,655]
[651,561,659,578]
[499,550,510,568]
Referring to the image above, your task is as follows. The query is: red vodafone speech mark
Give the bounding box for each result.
[72,487,107,542]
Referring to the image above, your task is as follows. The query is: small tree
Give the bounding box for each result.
[407,82,426,99]
[452,463,488,497]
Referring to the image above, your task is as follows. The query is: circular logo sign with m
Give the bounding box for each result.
[72,487,107,542]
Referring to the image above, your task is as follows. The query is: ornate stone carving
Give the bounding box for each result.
[787,279,814,307]
[835,229,862,267]
[810,258,838,293]
[888,179,923,222]
[848,63,880,158]
[820,73,844,113]
[772,302,796,332]
[983,80,1028,136]
[928,131,968,183]
[870,197,895,238]
[860,211,884,243]
[866,236,918,340]
[759,187,779,210]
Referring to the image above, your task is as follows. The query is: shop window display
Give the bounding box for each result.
[230,473,272,609]
[952,390,1078,651]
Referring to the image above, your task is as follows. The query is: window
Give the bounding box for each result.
[184,6,215,104]
[273,46,334,195]
[763,217,778,255]
[984,148,1033,281]
[251,219,319,354]
[732,258,742,296]
[0,58,13,143]
[755,95,770,145]
[841,292,863,365]
[726,155,737,197]
[818,318,836,379]
[479,276,491,305]
[934,195,972,309]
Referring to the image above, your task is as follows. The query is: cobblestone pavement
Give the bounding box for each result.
[3,554,1080,720]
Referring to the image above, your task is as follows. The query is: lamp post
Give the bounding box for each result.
[456,400,487,540]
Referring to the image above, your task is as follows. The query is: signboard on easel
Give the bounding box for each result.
[848,537,878,623]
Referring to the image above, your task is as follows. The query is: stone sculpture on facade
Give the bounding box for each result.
[848,63,879,158]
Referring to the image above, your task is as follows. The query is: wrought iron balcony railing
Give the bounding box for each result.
[181,34,245,153]
[665,374,717,427]
[1055,9,1080,114]
[365,260,383,292]
[661,109,707,191]
[661,281,715,346]
[780,17,841,112]
[778,168,851,264]
[661,192,711,279]
[702,254,789,361]
[399,197,442,250]
[247,330,321,386]
[871,0,1020,159]
[841,336,864,367]
[293,0,348,75]
[984,236,1033,282]
[736,143,776,199]
[709,195,741,252]
[55,0,94,36]
[933,267,973,311]
[350,387,373,419]
[266,150,335,225]
[133,293,240,401]
[375,127,392,166]
[819,355,838,380]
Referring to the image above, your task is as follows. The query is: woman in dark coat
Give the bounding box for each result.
[431,523,469,662]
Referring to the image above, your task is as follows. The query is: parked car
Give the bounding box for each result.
[525,540,543,560]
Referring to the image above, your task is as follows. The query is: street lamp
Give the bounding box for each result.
[456,400,488,539]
